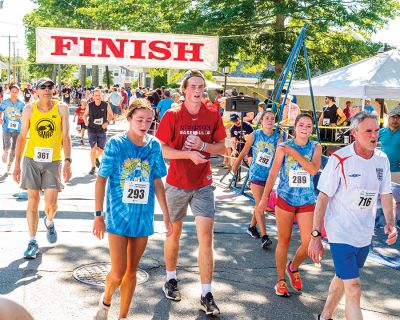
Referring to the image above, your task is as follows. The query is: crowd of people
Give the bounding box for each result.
[0,72,399,320]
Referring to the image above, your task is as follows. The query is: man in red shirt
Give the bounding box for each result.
[156,70,226,316]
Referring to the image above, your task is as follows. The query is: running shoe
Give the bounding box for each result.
[89,167,96,175]
[44,217,58,243]
[163,279,181,301]
[200,292,220,316]
[1,151,8,163]
[261,235,272,248]
[93,292,110,320]
[274,279,290,297]
[24,240,39,259]
[95,158,100,168]
[286,261,302,292]
[246,225,261,238]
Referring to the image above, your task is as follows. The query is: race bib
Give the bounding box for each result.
[26,93,30,97]
[352,189,378,210]
[65,94,69,98]
[256,151,272,168]
[289,168,310,188]
[33,147,53,163]
[93,118,103,125]
[76,125,82,131]
[7,121,19,130]
[322,118,330,126]
[122,181,150,204]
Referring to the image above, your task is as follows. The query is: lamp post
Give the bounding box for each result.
[222,66,230,96]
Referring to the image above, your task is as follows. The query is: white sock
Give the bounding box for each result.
[30,236,36,242]
[201,284,212,297]
[46,219,54,227]
[166,270,177,281]
[319,315,327,320]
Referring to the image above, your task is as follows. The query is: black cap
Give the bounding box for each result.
[37,77,55,87]
[230,114,239,121]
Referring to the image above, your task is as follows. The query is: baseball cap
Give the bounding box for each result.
[37,77,55,87]
[230,114,239,121]
[389,106,400,117]
[286,94,293,101]
[363,96,371,101]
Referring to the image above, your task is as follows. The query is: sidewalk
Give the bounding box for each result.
[0,115,399,319]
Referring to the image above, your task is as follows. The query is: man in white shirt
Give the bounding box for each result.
[308,111,398,320]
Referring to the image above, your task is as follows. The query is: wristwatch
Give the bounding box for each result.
[64,158,72,163]
[94,210,104,217]
[311,230,322,237]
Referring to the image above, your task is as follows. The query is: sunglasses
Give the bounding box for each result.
[39,84,54,90]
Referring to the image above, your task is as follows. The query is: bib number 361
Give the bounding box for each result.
[122,181,149,204]
[33,147,53,163]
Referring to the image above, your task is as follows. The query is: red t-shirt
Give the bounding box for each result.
[156,103,226,190]
[75,106,85,124]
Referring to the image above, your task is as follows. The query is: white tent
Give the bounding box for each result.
[177,79,223,90]
[291,50,400,99]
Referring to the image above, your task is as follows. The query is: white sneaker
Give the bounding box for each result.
[93,293,110,320]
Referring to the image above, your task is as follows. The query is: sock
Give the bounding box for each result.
[201,284,211,297]
[319,315,327,320]
[166,270,177,281]
[46,219,54,227]
[30,236,36,242]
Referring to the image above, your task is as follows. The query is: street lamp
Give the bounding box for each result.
[222,66,230,96]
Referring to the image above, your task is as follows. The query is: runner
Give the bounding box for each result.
[13,77,72,259]
[0,84,25,174]
[232,109,282,247]
[309,111,398,320]
[92,98,172,320]
[155,70,226,315]
[61,83,72,107]
[257,113,322,297]
[23,84,33,104]
[84,88,113,175]
[73,98,88,145]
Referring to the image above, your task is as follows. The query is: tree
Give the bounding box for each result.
[102,69,114,86]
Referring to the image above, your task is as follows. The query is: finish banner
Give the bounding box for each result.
[36,27,219,70]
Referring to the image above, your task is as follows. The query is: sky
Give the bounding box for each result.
[0,0,399,59]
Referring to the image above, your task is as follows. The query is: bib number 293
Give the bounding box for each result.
[122,181,149,204]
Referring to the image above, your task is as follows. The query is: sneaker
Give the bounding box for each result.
[163,279,181,301]
[80,139,84,145]
[1,151,8,163]
[275,279,290,297]
[89,167,96,175]
[44,217,58,243]
[246,225,261,238]
[93,293,110,320]
[261,235,272,249]
[286,261,302,292]
[95,158,100,168]
[24,240,39,259]
[200,292,220,316]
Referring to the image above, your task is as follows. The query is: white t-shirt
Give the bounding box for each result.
[318,143,392,247]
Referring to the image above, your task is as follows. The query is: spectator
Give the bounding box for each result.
[374,98,389,127]
[362,97,374,113]
[171,92,180,108]
[213,89,223,112]
[231,88,238,96]
[264,89,274,110]
[202,92,214,110]
[318,96,346,141]
[281,94,300,124]
[156,90,173,120]
[343,100,352,120]
[252,102,266,125]
[230,114,254,163]
[252,91,261,104]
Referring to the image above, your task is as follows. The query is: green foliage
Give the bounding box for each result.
[85,77,92,88]
[153,74,168,89]
[71,78,80,87]
[102,70,114,86]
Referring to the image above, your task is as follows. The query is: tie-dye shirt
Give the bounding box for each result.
[98,133,167,237]
[248,129,281,182]
[277,139,318,206]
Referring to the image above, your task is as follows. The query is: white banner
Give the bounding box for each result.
[36,27,219,70]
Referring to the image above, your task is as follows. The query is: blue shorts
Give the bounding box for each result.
[330,243,369,280]
[88,131,107,149]
[110,103,121,115]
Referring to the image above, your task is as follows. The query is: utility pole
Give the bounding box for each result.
[1,34,17,85]
[13,41,16,84]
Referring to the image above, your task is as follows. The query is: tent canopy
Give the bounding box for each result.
[177,79,222,90]
[291,50,400,99]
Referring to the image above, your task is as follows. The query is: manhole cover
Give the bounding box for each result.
[73,262,149,287]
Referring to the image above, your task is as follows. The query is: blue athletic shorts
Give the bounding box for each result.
[88,131,107,149]
[329,243,369,280]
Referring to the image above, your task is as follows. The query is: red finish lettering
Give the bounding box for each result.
[51,36,78,56]
[79,37,96,57]
[98,38,128,58]
[130,39,146,59]
[174,42,204,62]
[148,41,172,60]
